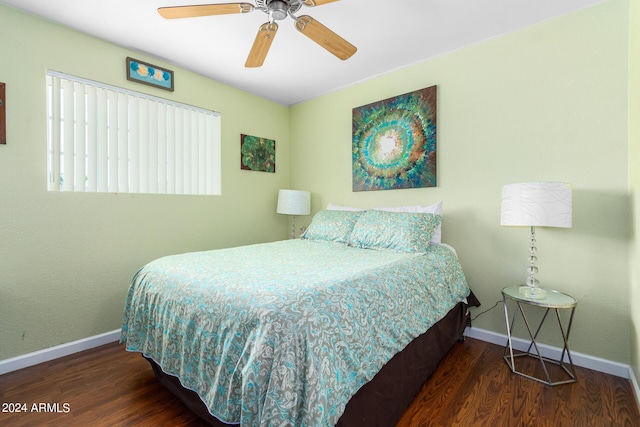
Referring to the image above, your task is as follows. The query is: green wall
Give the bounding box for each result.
[1,0,637,371]
[629,0,640,386]
[0,5,291,360]
[291,0,631,362]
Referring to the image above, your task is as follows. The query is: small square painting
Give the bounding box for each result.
[241,134,276,173]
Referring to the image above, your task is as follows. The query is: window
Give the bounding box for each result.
[46,71,221,195]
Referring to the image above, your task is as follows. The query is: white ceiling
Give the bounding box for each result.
[1,0,605,105]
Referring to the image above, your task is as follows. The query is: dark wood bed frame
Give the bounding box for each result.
[145,293,480,427]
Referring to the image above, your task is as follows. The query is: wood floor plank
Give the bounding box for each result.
[0,337,638,426]
[395,338,640,427]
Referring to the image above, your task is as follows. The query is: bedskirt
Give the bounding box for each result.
[144,293,479,427]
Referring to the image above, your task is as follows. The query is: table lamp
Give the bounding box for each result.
[500,182,572,299]
[277,189,310,239]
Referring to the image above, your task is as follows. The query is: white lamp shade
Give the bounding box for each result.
[277,189,311,215]
[500,182,572,228]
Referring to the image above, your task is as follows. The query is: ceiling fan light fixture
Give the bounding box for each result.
[268,0,289,21]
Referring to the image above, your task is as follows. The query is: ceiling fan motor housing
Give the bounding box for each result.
[258,0,303,20]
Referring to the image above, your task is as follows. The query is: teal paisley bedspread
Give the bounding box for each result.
[120,239,470,427]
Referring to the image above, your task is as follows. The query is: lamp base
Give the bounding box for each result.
[519,285,547,300]
[289,215,297,239]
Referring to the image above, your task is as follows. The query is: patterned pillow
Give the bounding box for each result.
[348,210,442,252]
[301,210,363,243]
[373,200,443,244]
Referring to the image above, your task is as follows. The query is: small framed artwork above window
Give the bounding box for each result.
[126,57,174,92]
[240,134,276,173]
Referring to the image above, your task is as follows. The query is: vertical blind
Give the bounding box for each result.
[46,71,221,195]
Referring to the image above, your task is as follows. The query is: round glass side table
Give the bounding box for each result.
[502,285,577,386]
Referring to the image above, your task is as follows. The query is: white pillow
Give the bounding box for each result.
[373,201,443,243]
[326,203,365,212]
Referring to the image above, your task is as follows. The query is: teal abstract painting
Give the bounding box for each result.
[352,86,437,191]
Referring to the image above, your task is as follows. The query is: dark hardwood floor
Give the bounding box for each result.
[1,337,638,426]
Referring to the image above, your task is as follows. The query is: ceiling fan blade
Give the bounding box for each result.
[294,15,356,60]
[302,0,339,6]
[245,22,279,68]
[158,3,254,19]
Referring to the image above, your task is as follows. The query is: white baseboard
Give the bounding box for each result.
[0,329,121,375]
[464,326,632,379]
[631,365,640,413]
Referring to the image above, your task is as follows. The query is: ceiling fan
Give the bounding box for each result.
[158,0,357,67]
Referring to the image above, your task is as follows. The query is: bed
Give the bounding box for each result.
[121,208,477,426]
